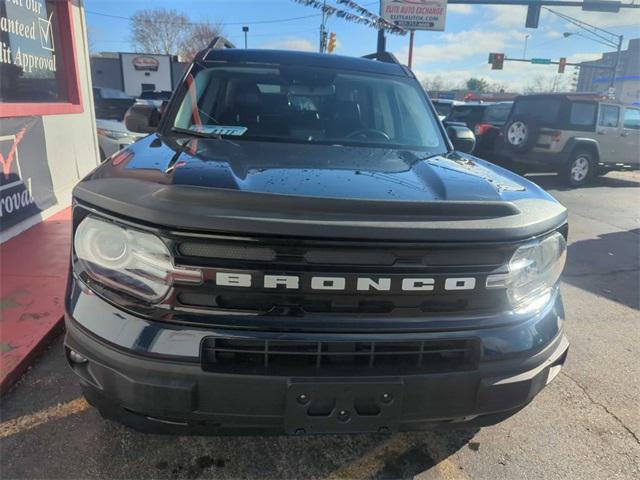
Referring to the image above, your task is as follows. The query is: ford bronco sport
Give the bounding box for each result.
[501,93,640,187]
[65,47,569,435]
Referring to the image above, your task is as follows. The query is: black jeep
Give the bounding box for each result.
[65,47,569,435]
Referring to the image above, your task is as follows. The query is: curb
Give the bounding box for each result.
[0,208,71,396]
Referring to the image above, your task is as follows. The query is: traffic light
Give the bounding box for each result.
[526,3,541,28]
[491,53,504,70]
[328,32,337,54]
[558,57,567,74]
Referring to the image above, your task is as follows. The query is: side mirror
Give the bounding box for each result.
[446,125,476,154]
[124,103,161,134]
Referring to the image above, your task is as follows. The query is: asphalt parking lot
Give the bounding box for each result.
[1,171,639,480]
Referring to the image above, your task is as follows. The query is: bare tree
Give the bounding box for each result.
[421,75,457,93]
[179,21,225,62]
[486,81,508,94]
[130,8,190,56]
[421,76,444,92]
[524,75,549,94]
[524,75,569,94]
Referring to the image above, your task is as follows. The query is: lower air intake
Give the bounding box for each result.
[201,337,480,376]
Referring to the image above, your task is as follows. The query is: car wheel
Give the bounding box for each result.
[504,117,539,152]
[564,150,594,187]
[506,121,528,147]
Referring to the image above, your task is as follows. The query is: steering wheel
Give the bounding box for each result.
[345,129,391,141]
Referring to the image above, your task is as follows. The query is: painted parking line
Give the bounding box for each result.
[327,433,469,480]
[0,397,89,439]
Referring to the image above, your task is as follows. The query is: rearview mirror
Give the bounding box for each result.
[446,125,476,154]
[124,103,161,134]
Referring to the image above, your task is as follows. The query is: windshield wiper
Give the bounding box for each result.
[170,127,222,140]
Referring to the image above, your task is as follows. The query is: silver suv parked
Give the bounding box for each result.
[500,93,640,187]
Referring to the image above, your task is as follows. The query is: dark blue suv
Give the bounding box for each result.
[64,46,569,435]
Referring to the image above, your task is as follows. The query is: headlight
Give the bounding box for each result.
[74,216,201,302]
[487,232,566,314]
[96,128,132,140]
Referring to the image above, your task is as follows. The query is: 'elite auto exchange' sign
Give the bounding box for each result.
[381,0,448,31]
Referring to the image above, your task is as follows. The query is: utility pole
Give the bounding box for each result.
[377,1,386,54]
[523,34,530,58]
[319,0,328,53]
[242,26,249,49]
[611,34,623,90]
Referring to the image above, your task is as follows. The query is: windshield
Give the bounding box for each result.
[172,64,445,151]
[447,106,484,124]
[484,103,512,124]
[512,98,561,126]
[433,102,453,117]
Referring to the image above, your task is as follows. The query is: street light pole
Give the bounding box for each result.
[408,30,415,68]
[551,7,626,97]
[523,34,530,58]
[563,30,624,92]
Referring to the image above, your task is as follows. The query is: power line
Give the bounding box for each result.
[85,1,379,28]
[96,28,316,43]
[85,10,322,26]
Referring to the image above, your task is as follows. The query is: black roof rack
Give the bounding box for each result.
[206,36,236,50]
[361,52,401,65]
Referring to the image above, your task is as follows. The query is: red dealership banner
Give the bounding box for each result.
[0,117,56,230]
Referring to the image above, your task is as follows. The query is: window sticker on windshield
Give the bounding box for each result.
[192,125,248,136]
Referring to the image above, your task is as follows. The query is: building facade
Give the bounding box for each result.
[90,52,188,97]
[576,38,640,105]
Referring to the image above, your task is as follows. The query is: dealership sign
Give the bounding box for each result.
[381,0,448,31]
[132,56,160,72]
[0,0,57,74]
[0,118,56,231]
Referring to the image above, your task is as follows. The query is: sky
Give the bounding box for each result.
[85,0,640,92]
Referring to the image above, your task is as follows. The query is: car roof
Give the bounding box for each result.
[431,99,462,104]
[201,49,410,78]
[513,92,615,103]
[452,101,512,109]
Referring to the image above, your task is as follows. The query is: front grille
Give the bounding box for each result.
[170,234,514,319]
[201,337,480,376]
[178,291,502,315]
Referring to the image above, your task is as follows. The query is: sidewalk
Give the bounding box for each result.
[1,208,71,394]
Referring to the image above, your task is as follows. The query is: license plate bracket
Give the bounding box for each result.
[284,379,404,435]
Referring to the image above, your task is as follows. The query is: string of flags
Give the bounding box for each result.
[335,0,404,33]
[291,0,407,35]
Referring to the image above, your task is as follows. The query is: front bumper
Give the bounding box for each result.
[64,284,569,435]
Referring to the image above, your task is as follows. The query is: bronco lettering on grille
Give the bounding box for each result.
[215,272,479,292]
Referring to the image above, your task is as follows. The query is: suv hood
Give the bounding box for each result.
[74,135,567,241]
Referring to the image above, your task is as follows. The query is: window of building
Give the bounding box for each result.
[0,0,82,117]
